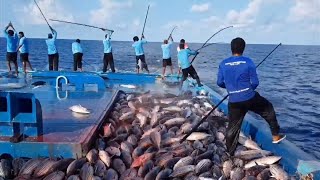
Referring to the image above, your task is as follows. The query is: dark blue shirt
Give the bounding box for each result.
[217,56,259,103]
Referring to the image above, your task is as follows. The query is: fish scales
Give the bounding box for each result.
[19,158,43,176]
[43,171,65,180]
[155,168,172,180]
[66,158,87,177]
[33,159,57,178]
[170,165,195,178]
[80,163,94,180]
[138,160,153,178]
[195,159,212,175]
[144,166,161,180]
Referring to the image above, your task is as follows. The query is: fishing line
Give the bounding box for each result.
[50,19,114,32]
[180,43,282,143]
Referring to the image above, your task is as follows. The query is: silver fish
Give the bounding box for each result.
[67,175,80,180]
[152,105,160,113]
[163,106,181,112]
[33,158,57,178]
[119,111,135,121]
[256,168,271,180]
[80,163,94,180]
[173,156,194,170]
[230,167,245,180]
[234,150,272,161]
[92,176,102,180]
[136,113,148,127]
[138,160,153,177]
[106,146,121,157]
[160,98,175,104]
[86,149,99,164]
[144,166,161,180]
[94,160,106,177]
[177,99,192,106]
[66,158,87,177]
[0,159,12,179]
[170,165,195,178]
[120,168,137,180]
[120,150,132,168]
[12,158,26,177]
[164,117,186,127]
[99,150,111,167]
[43,171,65,180]
[244,156,281,169]
[155,168,172,180]
[238,136,262,150]
[121,141,134,153]
[127,134,138,146]
[186,132,211,141]
[222,160,234,178]
[126,94,134,101]
[128,101,136,111]
[150,131,161,149]
[269,165,289,180]
[112,158,126,174]
[104,168,118,180]
[19,158,43,176]
[195,159,212,175]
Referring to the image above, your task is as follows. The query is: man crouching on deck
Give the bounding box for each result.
[217,37,286,155]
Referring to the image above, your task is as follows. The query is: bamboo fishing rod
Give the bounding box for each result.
[180,43,282,143]
[50,19,114,32]
[141,5,150,39]
[34,0,52,31]
[190,26,233,64]
[167,26,177,41]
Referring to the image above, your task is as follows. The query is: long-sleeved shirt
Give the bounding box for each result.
[132,39,147,56]
[103,38,112,53]
[19,37,29,53]
[3,29,18,52]
[45,29,58,55]
[177,48,197,69]
[217,56,259,103]
[72,42,82,54]
[161,41,172,59]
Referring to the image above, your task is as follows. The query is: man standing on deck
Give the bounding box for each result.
[3,22,19,76]
[177,39,203,87]
[103,31,115,73]
[46,27,59,71]
[161,35,174,78]
[217,37,286,155]
[132,35,149,74]
[17,31,33,73]
[72,39,83,72]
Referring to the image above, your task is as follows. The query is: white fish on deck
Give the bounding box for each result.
[120,84,137,89]
[244,156,282,169]
[269,164,289,180]
[186,132,212,141]
[238,135,262,150]
[69,104,90,114]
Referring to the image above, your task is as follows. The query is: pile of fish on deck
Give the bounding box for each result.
[1,91,295,180]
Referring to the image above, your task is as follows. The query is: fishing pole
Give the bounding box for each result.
[82,60,97,70]
[190,26,233,64]
[180,43,282,143]
[50,19,114,32]
[167,26,177,41]
[34,0,52,31]
[141,5,150,39]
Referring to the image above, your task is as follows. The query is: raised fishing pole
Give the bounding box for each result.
[167,26,177,41]
[190,26,233,64]
[49,19,114,32]
[34,0,52,31]
[180,43,282,143]
[141,5,150,39]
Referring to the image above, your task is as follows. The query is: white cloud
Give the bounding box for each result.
[21,0,74,25]
[226,0,263,27]
[163,20,191,30]
[90,0,133,26]
[288,0,320,22]
[190,3,210,13]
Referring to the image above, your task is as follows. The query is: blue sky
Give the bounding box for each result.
[1,0,319,45]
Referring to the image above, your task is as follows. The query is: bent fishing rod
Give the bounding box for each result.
[50,19,114,32]
[34,0,52,31]
[167,26,177,41]
[190,26,233,64]
[180,43,282,143]
[141,5,150,39]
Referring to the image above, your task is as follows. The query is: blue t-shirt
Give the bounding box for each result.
[45,30,58,55]
[103,38,112,53]
[19,37,29,53]
[161,41,172,59]
[177,48,197,69]
[72,42,82,54]
[3,29,18,52]
[217,56,259,103]
[132,39,147,56]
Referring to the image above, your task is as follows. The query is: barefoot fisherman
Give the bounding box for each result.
[217,37,286,155]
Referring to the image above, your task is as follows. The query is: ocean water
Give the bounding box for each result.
[0,38,319,159]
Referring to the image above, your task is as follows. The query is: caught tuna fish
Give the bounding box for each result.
[186,132,211,141]
[80,163,94,180]
[120,168,137,180]
[164,117,186,127]
[104,168,118,180]
[173,156,194,170]
[66,158,87,177]
[244,156,282,169]
[43,171,65,180]
[136,113,148,127]
[121,150,133,168]
[150,131,161,149]
[238,136,262,150]
[170,165,195,178]
[234,150,272,161]
[144,166,161,180]
[33,158,57,177]
[256,168,271,180]
[128,101,137,110]
[119,111,135,121]
[86,149,99,164]
[269,165,289,180]
[12,158,26,177]
[94,160,106,177]
[138,160,153,177]
[230,167,245,180]
[156,168,172,180]
[103,124,113,138]
[67,175,80,180]
[222,160,234,178]
[163,106,181,112]
[112,158,126,174]
[69,104,90,114]
[131,153,154,168]
[195,159,212,175]
[160,98,175,104]
[106,146,121,157]
[0,159,12,179]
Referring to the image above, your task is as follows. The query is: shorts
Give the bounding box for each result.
[20,53,29,62]
[6,52,17,62]
[182,65,199,80]
[162,58,172,67]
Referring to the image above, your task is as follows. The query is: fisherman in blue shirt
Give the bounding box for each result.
[217,37,286,155]
[161,35,174,78]
[46,27,59,71]
[132,35,149,74]
[17,31,33,73]
[177,39,202,87]
[103,31,115,73]
[3,22,19,76]
[72,39,83,71]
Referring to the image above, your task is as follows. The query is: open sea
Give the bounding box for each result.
[0,38,319,159]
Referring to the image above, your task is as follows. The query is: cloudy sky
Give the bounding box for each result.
[1,0,319,45]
